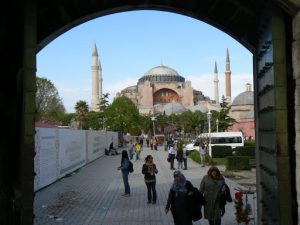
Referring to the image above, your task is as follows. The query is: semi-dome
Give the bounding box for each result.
[189,104,208,113]
[162,102,187,115]
[122,85,136,92]
[232,91,254,105]
[138,64,185,84]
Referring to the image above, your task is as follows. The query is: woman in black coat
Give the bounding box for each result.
[165,170,194,225]
[142,155,158,204]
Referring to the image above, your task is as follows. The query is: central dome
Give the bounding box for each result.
[145,65,180,76]
[138,64,185,84]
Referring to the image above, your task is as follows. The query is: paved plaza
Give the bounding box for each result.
[34,146,257,225]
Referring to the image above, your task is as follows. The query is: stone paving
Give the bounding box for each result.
[34,145,257,225]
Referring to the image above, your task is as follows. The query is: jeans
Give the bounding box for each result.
[200,153,206,166]
[145,182,157,202]
[122,171,130,194]
[129,150,133,160]
[183,158,187,169]
[209,218,221,225]
[136,152,140,160]
[177,160,184,169]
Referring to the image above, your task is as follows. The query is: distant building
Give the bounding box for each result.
[116,63,209,115]
[91,45,254,138]
[228,83,255,139]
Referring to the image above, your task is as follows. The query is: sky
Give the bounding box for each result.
[37,10,253,113]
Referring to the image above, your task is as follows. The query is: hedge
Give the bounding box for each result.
[211,145,232,158]
[233,146,255,157]
[226,156,251,170]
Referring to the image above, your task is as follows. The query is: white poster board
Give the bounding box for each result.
[58,129,86,178]
[86,130,107,162]
[34,128,59,191]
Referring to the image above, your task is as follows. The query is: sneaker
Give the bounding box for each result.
[123,193,130,197]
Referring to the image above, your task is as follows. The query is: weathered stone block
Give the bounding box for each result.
[293,10,300,40]
[292,41,300,79]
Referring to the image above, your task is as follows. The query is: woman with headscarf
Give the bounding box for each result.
[142,155,158,204]
[199,166,225,225]
[117,150,131,197]
[165,170,194,225]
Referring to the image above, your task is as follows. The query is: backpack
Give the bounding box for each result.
[128,160,134,173]
[220,183,232,206]
[190,187,206,221]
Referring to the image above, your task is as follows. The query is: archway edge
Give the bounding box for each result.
[37,0,273,53]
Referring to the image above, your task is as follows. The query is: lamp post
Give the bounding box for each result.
[216,119,219,133]
[151,116,156,140]
[207,110,212,156]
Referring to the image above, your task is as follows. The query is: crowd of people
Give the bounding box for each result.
[116,137,231,225]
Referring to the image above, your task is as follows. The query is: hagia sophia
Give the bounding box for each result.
[91,44,255,139]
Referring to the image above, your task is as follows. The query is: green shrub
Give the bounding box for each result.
[226,156,251,171]
[211,145,232,158]
[205,154,217,166]
[244,140,255,146]
[234,146,255,157]
[189,150,200,163]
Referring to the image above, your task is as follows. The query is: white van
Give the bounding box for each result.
[185,139,201,151]
[198,132,244,149]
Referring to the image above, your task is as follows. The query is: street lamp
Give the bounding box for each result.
[151,116,156,139]
[207,110,212,156]
[216,119,219,133]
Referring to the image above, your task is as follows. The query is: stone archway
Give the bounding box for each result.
[1,0,299,224]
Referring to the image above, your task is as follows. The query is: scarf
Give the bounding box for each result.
[171,170,186,193]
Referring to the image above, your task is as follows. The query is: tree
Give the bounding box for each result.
[86,111,101,130]
[217,95,236,131]
[36,76,65,121]
[104,96,141,134]
[61,113,76,126]
[74,100,89,129]
[97,93,110,130]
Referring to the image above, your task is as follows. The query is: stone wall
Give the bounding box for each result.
[292,9,300,222]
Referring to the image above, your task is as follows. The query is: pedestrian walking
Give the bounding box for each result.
[117,150,131,197]
[199,166,225,225]
[176,148,184,169]
[154,138,158,150]
[150,139,153,150]
[167,145,176,170]
[165,170,194,225]
[199,143,207,167]
[142,155,158,204]
[128,140,135,160]
[140,138,144,151]
[183,146,188,170]
[135,142,142,160]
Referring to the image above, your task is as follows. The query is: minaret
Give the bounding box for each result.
[225,48,232,103]
[91,43,102,112]
[214,61,219,104]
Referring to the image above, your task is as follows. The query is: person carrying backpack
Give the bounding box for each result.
[117,150,131,197]
[142,155,158,204]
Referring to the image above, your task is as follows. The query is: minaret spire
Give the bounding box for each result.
[91,43,102,112]
[225,48,231,103]
[214,61,219,104]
